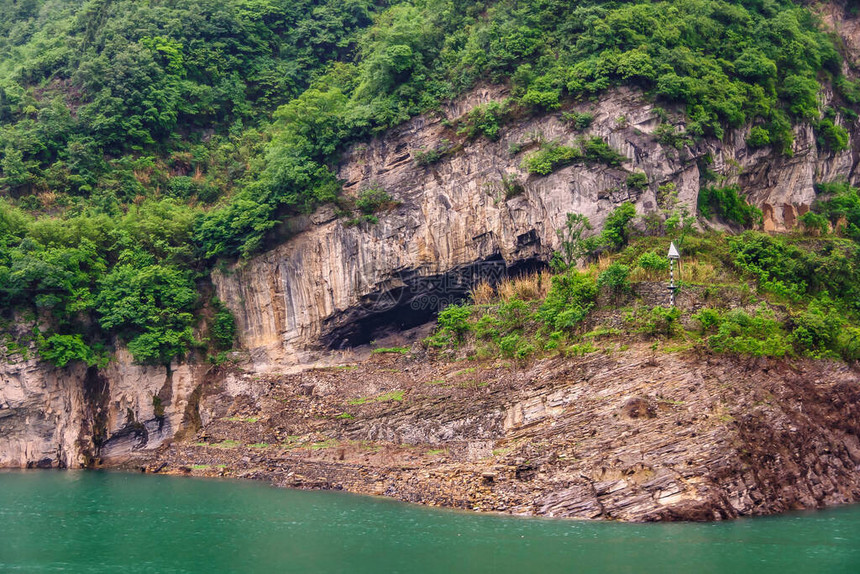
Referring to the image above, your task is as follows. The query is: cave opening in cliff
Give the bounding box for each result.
[322,256,547,349]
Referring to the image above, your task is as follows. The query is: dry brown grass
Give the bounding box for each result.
[496,272,551,302]
[469,281,495,305]
[681,259,718,283]
[37,191,57,209]
[469,272,552,304]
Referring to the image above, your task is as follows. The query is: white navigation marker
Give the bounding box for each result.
[668,242,680,306]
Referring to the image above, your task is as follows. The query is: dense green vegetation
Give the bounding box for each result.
[428,188,860,362]
[0,0,858,367]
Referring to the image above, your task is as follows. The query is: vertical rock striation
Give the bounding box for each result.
[214,87,858,366]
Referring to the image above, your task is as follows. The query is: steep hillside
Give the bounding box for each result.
[2,0,860,370]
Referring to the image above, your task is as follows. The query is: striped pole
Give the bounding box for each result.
[668,241,680,307]
[669,257,675,306]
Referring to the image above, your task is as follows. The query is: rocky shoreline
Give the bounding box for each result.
[116,343,860,522]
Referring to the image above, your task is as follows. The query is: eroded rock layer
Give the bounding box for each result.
[131,346,860,521]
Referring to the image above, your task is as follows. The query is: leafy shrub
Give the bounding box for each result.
[692,308,721,333]
[355,187,395,215]
[436,303,471,339]
[813,181,860,241]
[597,263,631,300]
[706,308,792,357]
[638,251,669,273]
[816,119,850,153]
[799,211,829,235]
[600,202,637,251]
[746,126,771,149]
[626,172,648,191]
[498,332,535,359]
[211,304,237,350]
[581,137,625,166]
[498,299,531,331]
[38,334,98,368]
[730,231,860,307]
[698,185,763,228]
[632,306,681,337]
[521,142,581,175]
[413,148,442,166]
[537,271,597,331]
[791,302,842,357]
[553,212,593,270]
[562,112,594,131]
[500,174,525,199]
[457,101,509,141]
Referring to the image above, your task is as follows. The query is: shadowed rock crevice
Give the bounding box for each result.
[320,256,546,349]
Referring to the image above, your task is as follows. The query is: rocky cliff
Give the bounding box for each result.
[2,82,859,473]
[213,86,858,369]
[0,331,205,468]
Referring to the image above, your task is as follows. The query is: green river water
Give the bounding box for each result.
[0,470,858,573]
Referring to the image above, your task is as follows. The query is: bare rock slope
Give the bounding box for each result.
[135,345,860,521]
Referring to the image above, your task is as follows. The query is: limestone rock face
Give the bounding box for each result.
[0,343,204,468]
[214,87,858,366]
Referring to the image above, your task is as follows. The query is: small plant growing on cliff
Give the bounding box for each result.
[413,147,442,166]
[37,333,101,368]
[561,111,594,131]
[815,118,850,153]
[552,212,593,270]
[356,187,396,215]
[746,126,771,149]
[501,173,525,199]
[582,136,625,165]
[456,100,509,141]
[698,185,762,228]
[210,299,236,350]
[521,141,581,175]
[626,171,648,191]
[413,139,455,166]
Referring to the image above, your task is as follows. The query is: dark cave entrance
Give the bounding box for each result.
[321,256,547,349]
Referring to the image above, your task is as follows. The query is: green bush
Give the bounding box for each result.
[601,202,637,251]
[707,308,792,357]
[799,211,829,235]
[791,303,842,357]
[498,299,531,332]
[457,101,509,141]
[597,263,631,300]
[355,188,394,215]
[562,112,594,131]
[813,181,860,241]
[211,304,237,350]
[436,304,472,339]
[521,142,581,175]
[626,172,649,191]
[582,137,625,166]
[692,308,721,333]
[816,119,850,153]
[633,306,681,337]
[746,126,771,149]
[638,251,669,273]
[38,334,98,368]
[698,185,763,228]
[537,271,597,331]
